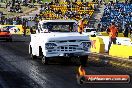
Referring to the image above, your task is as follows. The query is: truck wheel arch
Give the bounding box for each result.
[29,45,37,59]
[39,46,49,64]
[39,46,43,57]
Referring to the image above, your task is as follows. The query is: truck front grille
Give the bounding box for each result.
[57,45,81,52]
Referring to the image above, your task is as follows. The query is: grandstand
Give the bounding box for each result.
[0,0,131,32]
[100,1,131,32]
[38,0,96,26]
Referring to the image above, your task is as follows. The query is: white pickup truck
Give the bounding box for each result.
[29,20,91,66]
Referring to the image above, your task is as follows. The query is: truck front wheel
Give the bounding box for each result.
[80,56,88,67]
[42,56,49,65]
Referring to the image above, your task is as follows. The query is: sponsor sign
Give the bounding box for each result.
[0,25,24,34]
[77,66,130,84]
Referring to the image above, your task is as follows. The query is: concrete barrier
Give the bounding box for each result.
[100,32,108,36]
[109,44,132,59]
[26,29,36,35]
[97,36,132,52]
[26,29,30,35]
[90,37,105,53]
[0,25,36,35]
[100,32,131,37]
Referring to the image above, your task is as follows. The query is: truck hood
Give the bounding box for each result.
[41,32,89,42]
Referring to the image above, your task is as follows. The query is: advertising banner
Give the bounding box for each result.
[0,25,24,34]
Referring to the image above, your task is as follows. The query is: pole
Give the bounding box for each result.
[71,0,72,11]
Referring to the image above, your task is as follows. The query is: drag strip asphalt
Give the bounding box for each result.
[0,36,132,88]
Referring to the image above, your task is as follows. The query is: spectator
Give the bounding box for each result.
[78,18,85,34]
[30,26,34,34]
[22,24,26,36]
[123,24,129,37]
[13,18,16,25]
[129,24,132,37]
[107,22,118,52]
[97,23,101,32]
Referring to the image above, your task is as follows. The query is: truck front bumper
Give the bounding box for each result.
[45,52,90,58]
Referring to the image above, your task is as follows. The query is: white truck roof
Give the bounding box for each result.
[39,20,78,24]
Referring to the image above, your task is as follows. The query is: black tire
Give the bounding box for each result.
[31,53,36,59]
[39,47,49,65]
[30,46,36,59]
[80,56,88,67]
[39,47,43,57]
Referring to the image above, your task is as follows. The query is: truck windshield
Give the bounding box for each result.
[42,22,77,32]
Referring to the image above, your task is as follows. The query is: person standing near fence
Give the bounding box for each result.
[123,24,129,37]
[107,21,118,52]
[22,24,26,36]
[129,24,132,37]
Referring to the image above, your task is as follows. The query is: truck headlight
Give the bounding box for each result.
[45,43,57,49]
[80,42,91,51]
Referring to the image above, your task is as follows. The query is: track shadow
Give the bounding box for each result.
[28,57,82,66]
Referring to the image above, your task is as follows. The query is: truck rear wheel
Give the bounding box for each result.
[39,47,49,65]
[31,54,36,59]
[30,46,36,59]
[80,56,88,67]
